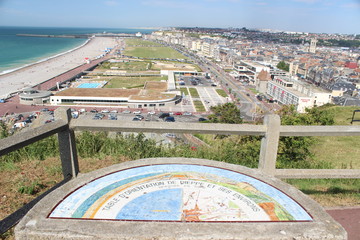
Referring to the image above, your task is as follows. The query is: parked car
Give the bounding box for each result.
[165,116,175,122]
[133,110,142,114]
[183,112,192,116]
[174,112,182,115]
[132,117,141,121]
[159,113,170,118]
[135,114,144,120]
[198,117,208,122]
[147,111,156,115]
[94,113,105,119]
[90,109,98,113]
[122,110,131,114]
[101,109,110,113]
[110,110,118,113]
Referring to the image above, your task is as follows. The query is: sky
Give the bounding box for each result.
[0,0,359,34]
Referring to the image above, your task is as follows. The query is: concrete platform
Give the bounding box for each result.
[15,158,346,239]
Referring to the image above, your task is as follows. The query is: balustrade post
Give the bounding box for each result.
[55,108,79,178]
[258,114,280,176]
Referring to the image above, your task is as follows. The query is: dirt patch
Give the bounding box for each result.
[153,62,196,71]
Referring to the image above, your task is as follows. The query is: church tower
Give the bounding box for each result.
[309,38,317,54]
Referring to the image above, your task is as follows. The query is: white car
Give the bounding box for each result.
[183,112,192,116]
[133,110,142,114]
[110,110,118,113]
[148,111,155,115]
[122,110,131,114]
[101,109,110,113]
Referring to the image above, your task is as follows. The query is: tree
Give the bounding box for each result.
[277,60,289,72]
[208,103,243,124]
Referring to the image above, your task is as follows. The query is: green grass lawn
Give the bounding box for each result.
[104,76,167,89]
[188,88,200,98]
[193,100,206,112]
[249,88,258,94]
[98,61,150,71]
[216,89,228,97]
[180,87,189,96]
[125,38,163,46]
[124,46,188,59]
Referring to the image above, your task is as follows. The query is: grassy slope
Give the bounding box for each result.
[286,106,360,207]
[310,106,360,169]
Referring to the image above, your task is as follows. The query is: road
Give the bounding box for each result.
[168,43,270,121]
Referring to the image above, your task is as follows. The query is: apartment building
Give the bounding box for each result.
[267,76,332,113]
[233,60,270,85]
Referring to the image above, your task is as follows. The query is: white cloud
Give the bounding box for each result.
[342,2,360,8]
[293,0,319,3]
[104,1,119,6]
[141,0,197,9]
[256,2,268,6]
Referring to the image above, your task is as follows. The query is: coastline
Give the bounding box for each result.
[0,38,90,76]
[0,36,118,99]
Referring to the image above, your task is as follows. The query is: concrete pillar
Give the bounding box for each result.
[258,114,280,176]
[55,108,79,178]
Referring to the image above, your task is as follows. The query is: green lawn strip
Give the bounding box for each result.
[125,38,163,46]
[180,87,189,96]
[249,88,258,94]
[216,89,228,97]
[188,88,200,98]
[104,76,167,89]
[124,47,188,59]
[193,100,206,112]
[98,61,150,71]
[193,64,203,72]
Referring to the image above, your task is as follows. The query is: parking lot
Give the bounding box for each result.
[77,110,208,123]
[178,76,228,112]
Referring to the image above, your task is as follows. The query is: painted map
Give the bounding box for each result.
[49,164,312,222]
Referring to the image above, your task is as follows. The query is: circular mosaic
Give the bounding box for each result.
[49,164,312,222]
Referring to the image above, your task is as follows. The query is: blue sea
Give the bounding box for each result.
[0,26,155,74]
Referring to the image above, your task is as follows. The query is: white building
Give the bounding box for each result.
[233,60,270,84]
[267,77,332,113]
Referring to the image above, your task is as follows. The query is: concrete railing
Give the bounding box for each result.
[2,107,360,180]
[1,107,360,233]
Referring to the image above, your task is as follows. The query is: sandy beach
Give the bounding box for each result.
[0,37,118,99]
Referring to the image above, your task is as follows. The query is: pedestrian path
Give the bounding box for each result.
[326,207,360,240]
